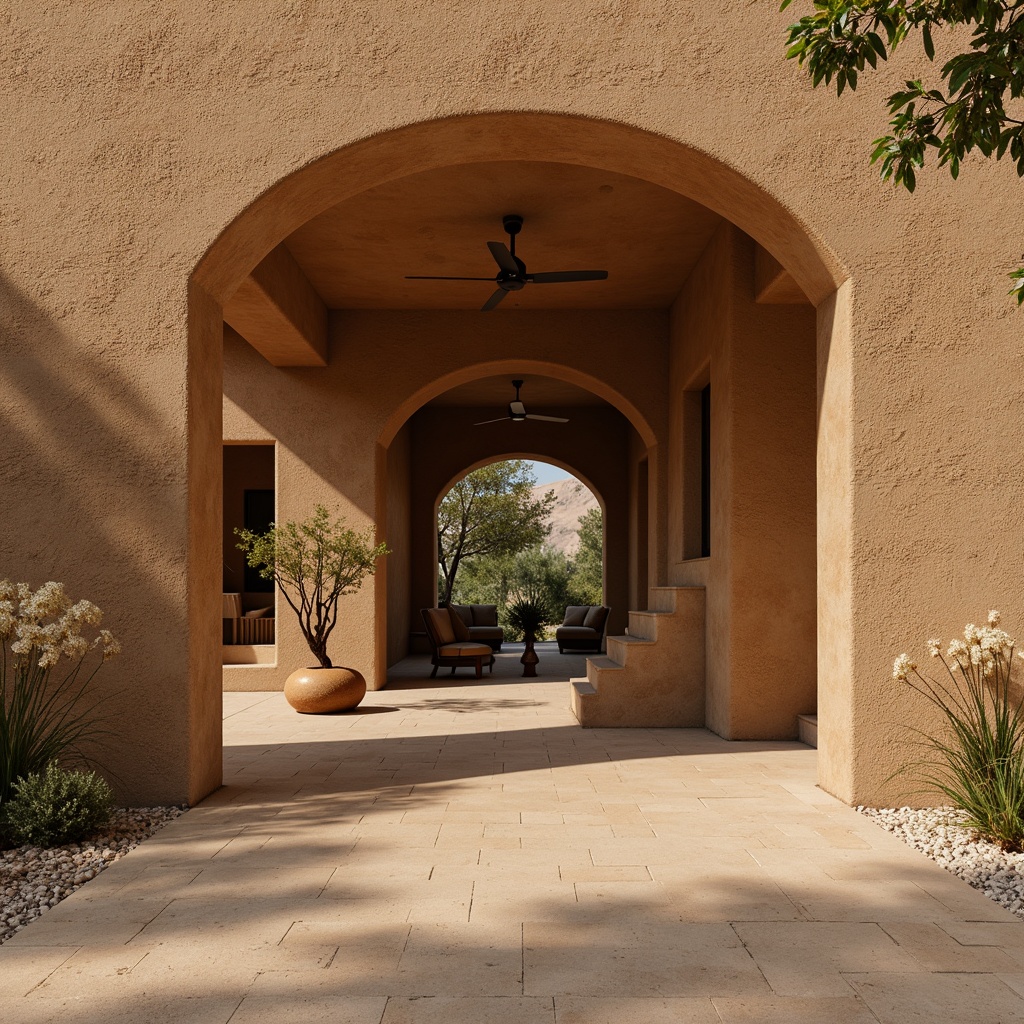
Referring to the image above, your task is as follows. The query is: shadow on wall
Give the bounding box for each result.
[0,272,189,804]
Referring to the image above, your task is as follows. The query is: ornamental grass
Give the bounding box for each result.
[0,580,119,811]
[893,611,1024,852]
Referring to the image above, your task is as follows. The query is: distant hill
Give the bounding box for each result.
[533,477,599,556]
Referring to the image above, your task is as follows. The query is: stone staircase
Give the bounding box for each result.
[570,585,706,728]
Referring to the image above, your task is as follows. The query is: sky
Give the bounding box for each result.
[528,460,573,486]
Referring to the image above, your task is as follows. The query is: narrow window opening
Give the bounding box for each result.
[700,384,711,558]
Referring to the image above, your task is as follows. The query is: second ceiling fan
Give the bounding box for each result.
[475,380,569,426]
[406,214,609,311]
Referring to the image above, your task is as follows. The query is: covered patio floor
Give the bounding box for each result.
[3,651,1024,1022]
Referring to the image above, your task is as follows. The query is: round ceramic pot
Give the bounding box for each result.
[520,634,539,678]
[284,666,367,714]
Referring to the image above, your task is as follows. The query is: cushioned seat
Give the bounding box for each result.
[421,607,495,678]
[556,605,609,654]
[449,604,504,651]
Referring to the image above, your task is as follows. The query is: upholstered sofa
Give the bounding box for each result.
[449,604,504,651]
[421,607,495,678]
[555,605,610,654]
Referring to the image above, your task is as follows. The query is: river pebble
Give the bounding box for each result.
[0,806,183,945]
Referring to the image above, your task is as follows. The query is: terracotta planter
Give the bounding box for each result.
[284,666,366,714]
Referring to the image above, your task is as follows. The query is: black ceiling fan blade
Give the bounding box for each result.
[481,288,508,312]
[487,242,520,276]
[405,275,496,281]
[525,414,570,423]
[474,416,509,426]
[528,270,609,284]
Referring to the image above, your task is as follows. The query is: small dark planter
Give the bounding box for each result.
[520,633,540,677]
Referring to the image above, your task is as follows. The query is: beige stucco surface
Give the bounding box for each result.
[2,2,1022,805]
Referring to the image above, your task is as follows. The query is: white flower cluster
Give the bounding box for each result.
[0,580,120,670]
[894,610,1023,684]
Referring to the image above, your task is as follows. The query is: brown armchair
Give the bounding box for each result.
[421,607,495,679]
[556,605,609,654]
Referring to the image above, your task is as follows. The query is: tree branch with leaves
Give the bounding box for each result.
[437,461,556,607]
[782,0,1024,302]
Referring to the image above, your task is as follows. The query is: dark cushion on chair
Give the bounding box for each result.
[584,606,609,631]
[447,606,472,641]
[438,642,493,658]
[563,606,589,627]
[451,604,474,628]
[470,604,498,627]
[556,626,600,640]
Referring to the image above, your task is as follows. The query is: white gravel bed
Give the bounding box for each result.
[0,806,184,945]
[861,806,1024,918]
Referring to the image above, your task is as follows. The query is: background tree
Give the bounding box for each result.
[572,507,604,607]
[437,461,555,606]
[782,0,1024,301]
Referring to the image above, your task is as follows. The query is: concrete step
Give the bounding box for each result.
[798,714,818,748]
[606,634,656,664]
[627,609,671,641]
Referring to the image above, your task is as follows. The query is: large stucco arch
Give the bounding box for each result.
[206,110,847,802]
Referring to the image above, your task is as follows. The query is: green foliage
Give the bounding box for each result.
[782,0,1024,301]
[2,762,112,848]
[572,508,604,607]
[893,615,1024,851]
[505,598,550,641]
[437,462,555,606]
[237,504,390,669]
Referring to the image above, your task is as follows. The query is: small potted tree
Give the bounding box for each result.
[506,595,550,678]
[237,505,389,713]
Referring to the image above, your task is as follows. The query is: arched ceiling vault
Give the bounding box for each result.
[221,159,810,367]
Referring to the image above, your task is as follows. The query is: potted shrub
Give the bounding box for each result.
[237,505,389,713]
[506,597,550,678]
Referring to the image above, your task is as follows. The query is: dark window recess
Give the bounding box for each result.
[700,384,711,558]
[243,489,275,593]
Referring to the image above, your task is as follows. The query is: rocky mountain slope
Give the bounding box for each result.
[533,477,599,556]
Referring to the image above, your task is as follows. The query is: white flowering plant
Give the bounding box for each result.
[893,611,1024,851]
[0,580,120,809]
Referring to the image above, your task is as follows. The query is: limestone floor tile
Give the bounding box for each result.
[0,945,77,997]
[525,922,769,998]
[4,897,172,947]
[732,922,923,997]
[381,995,555,1023]
[847,971,1024,1023]
[553,995,720,1023]
[879,921,1021,972]
[711,995,879,1022]
[661,877,805,923]
[230,995,389,1024]
[0,994,241,1024]
[939,920,1024,963]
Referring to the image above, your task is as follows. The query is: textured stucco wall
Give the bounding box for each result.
[669,225,818,740]
[3,2,1021,804]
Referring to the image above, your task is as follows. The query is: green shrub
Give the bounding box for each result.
[2,762,113,847]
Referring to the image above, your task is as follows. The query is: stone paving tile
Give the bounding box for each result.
[6,669,1024,1019]
[847,971,1024,1023]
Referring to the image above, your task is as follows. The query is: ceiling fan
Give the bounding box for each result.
[406,214,609,311]
[475,380,570,426]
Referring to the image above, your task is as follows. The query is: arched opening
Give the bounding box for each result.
[193,111,846,803]
[427,457,605,664]
[376,370,643,686]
